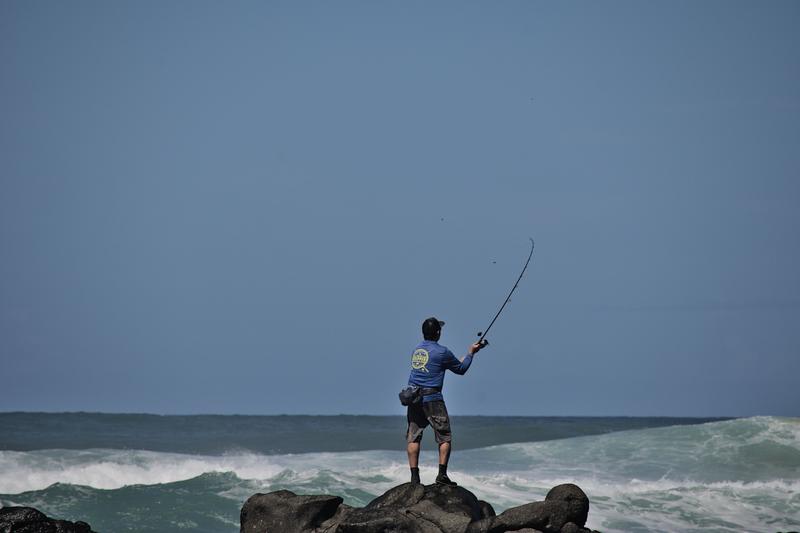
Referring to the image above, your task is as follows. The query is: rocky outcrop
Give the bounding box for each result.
[0,506,97,533]
[240,482,597,533]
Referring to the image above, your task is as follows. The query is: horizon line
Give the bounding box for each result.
[0,410,749,419]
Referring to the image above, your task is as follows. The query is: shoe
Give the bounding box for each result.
[435,474,457,487]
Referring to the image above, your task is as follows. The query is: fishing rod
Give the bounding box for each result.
[476,237,535,347]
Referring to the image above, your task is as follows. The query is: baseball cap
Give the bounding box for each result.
[422,317,445,338]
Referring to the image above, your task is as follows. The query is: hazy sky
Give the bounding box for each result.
[1,1,798,416]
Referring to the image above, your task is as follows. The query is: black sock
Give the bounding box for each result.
[438,464,447,477]
[410,467,420,483]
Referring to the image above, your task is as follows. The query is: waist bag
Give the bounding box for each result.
[398,386,441,406]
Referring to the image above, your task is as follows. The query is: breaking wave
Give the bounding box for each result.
[1,416,798,532]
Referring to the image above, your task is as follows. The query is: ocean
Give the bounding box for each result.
[0,413,798,532]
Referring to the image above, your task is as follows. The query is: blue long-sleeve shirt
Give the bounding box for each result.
[407,340,473,403]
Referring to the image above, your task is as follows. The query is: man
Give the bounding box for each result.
[406,317,485,486]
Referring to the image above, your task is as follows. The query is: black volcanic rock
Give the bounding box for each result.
[365,483,425,510]
[0,506,97,533]
[545,484,589,528]
[405,483,483,532]
[241,490,343,533]
[331,507,428,533]
[466,484,591,533]
[476,501,495,520]
[240,483,597,533]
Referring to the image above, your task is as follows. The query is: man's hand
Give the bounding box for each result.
[468,342,486,355]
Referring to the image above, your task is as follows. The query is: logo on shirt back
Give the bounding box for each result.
[411,349,429,372]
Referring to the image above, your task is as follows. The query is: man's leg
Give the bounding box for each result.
[426,401,457,486]
[436,441,456,486]
[406,406,425,484]
[438,441,450,466]
[407,440,420,468]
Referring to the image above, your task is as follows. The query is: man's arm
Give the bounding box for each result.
[446,343,485,375]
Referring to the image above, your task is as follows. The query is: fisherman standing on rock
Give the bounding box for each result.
[404,317,486,486]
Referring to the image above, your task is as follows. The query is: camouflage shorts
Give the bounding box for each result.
[406,400,451,444]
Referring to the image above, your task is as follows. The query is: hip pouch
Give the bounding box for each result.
[398,386,422,406]
[398,386,440,406]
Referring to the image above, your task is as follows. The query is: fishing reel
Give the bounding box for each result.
[476,333,489,348]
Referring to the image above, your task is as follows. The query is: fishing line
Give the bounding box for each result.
[477,237,535,346]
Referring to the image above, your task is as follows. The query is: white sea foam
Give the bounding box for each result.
[2,416,799,532]
[0,449,282,493]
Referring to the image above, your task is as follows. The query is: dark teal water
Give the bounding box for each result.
[0,412,724,453]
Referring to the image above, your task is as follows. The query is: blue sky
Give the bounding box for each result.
[1,1,798,416]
